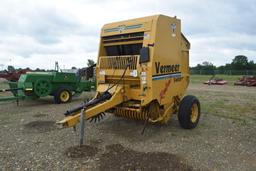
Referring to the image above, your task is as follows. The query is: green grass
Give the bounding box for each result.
[188,84,256,124]
[190,74,242,85]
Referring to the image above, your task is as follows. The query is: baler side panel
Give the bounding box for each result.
[151,16,184,106]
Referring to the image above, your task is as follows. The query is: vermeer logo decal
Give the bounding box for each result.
[153,62,181,81]
[155,62,180,74]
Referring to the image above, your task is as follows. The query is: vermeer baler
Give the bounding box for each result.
[58,15,200,133]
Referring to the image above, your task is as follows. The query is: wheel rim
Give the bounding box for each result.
[34,79,51,97]
[191,103,199,123]
[60,91,70,102]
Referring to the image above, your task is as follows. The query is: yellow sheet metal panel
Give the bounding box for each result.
[101,15,156,37]
[98,14,190,108]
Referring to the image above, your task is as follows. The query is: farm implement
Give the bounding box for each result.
[0,69,30,82]
[57,15,201,145]
[203,75,227,85]
[234,76,256,86]
[0,70,95,104]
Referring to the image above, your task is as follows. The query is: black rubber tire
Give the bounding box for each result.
[54,88,72,104]
[178,95,200,129]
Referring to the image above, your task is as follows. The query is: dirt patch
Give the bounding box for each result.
[23,120,56,133]
[100,144,193,171]
[1,85,256,170]
[0,152,15,160]
[64,145,99,159]
[33,114,48,118]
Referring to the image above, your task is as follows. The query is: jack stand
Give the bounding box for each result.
[79,108,85,146]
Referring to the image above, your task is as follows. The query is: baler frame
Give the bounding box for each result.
[57,15,201,145]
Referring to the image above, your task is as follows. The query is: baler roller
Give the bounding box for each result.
[114,107,147,121]
[113,101,163,122]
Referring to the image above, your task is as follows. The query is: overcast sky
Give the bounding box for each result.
[0,0,255,70]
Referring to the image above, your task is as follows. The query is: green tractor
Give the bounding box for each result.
[0,68,95,104]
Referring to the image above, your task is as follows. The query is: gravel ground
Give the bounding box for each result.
[0,83,255,171]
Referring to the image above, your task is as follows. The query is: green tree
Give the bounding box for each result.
[201,61,216,75]
[248,60,256,70]
[217,65,225,74]
[87,59,95,67]
[190,61,216,75]
[7,65,15,72]
[231,55,249,70]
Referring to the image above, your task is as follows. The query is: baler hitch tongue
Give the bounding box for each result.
[64,91,112,116]
[57,87,123,127]
[56,119,68,128]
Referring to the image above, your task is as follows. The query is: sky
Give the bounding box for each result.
[0,0,255,70]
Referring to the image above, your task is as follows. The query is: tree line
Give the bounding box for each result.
[190,55,256,75]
